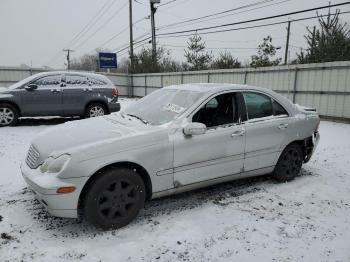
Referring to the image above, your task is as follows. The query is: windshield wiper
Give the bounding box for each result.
[126,114,149,124]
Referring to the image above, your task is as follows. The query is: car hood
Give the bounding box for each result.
[31,113,163,163]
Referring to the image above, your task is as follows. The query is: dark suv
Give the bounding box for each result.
[0,71,120,126]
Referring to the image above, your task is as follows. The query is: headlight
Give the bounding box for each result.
[40,154,71,174]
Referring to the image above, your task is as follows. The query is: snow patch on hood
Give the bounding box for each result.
[31,114,156,162]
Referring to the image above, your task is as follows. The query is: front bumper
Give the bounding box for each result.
[108,101,121,113]
[21,163,89,218]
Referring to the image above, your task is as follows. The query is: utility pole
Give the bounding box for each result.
[63,49,74,70]
[150,0,160,65]
[129,0,134,73]
[284,20,291,65]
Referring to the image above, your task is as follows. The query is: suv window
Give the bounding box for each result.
[273,100,288,116]
[89,77,107,86]
[243,92,273,120]
[66,75,88,86]
[192,93,238,128]
[32,75,61,88]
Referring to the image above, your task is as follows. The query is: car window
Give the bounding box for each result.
[273,100,288,116]
[65,75,88,86]
[192,93,237,128]
[243,92,273,120]
[31,75,61,88]
[206,97,218,109]
[89,77,107,86]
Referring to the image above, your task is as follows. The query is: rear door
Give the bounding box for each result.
[20,74,63,116]
[241,91,291,171]
[62,74,90,116]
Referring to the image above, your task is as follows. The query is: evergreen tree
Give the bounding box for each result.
[297,10,350,64]
[250,36,281,68]
[184,34,213,70]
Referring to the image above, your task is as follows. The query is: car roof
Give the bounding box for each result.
[164,83,272,94]
[32,71,108,79]
[164,83,297,115]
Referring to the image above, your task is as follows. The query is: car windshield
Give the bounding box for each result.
[122,88,204,125]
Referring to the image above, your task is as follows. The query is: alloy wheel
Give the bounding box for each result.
[97,178,140,222]
[0,107,15,126]
[89,106,105,117]
[279,148,302,177]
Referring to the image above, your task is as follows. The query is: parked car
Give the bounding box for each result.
[0,71,120,126]
[21,83,320,229]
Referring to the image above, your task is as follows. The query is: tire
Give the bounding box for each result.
[83,168,146,230]
[272,143,303,182]
[0,103,19,127]
[85,103,107,118]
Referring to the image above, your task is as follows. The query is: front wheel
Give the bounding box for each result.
[0,103,19,127]
[83,168,146,230]
[273,143,303,182]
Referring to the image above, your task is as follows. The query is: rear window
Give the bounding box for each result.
[89,77,107,86]
[273,100,288,116]
[66,75,88,86]
[243,92,273,120]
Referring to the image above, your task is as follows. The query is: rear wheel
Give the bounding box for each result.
[0,103,18,127]
[85,103,107,118]
[273,143,303,182]
[83,168,146,229]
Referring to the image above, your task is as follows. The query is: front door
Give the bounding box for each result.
[173,92,245,186]
[20,74,63,116]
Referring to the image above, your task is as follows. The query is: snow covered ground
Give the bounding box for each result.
[0,98,349,262]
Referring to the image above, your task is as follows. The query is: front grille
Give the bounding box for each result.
[26,145,40,169]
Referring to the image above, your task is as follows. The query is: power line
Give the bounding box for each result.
[156,10,350,38]
[45,0,118,66]
[159,0,190,11]
[157,0,276,30]
[157,1,350,36]
[65,0,117,48]
[163,44,258,50]
[157,0,291,31]
[112,9,350,55]
[97,16,147,49]
[72,0,129,50]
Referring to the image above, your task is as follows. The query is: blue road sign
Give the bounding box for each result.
[99,52,117,68]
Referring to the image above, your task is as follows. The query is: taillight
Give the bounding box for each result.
[112,87,118,97]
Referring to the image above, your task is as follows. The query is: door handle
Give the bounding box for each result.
[51,89,62,93]
[278,123,289,129]
[231,129,245,137]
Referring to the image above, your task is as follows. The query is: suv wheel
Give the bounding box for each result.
[273,143,303,182]
[83,168,146,229]
[86,103,106,118]
[0,103,18,127]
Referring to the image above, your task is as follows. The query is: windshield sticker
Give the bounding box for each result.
[163,103,185,114]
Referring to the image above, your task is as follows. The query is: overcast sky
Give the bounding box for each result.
[1,0,349,69]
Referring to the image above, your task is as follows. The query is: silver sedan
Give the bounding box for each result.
[21,83,320,229]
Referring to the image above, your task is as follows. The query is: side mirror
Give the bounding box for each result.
[183,122,207,136]
[25,84,38,91]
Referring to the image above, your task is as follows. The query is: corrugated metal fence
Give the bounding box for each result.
[124,61,350,120]
[1,61,350,119]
